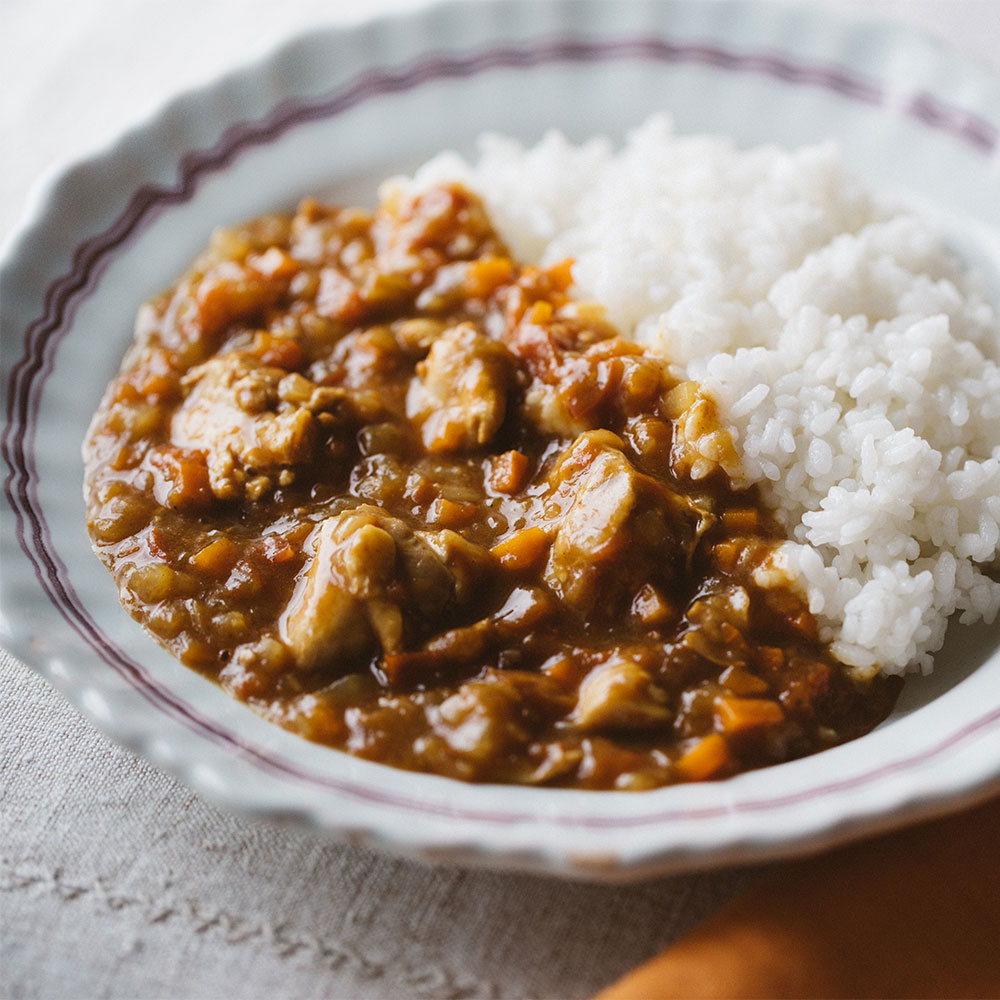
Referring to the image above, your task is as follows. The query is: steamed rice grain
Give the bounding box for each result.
[395,116,1000,676]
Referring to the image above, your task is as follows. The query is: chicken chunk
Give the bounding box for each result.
[170,354,344,501]
[505,319,655,438]
[431,669,569,775]
[521,382,592,439]
[280,505,490,671]
[507,320,594,438]
[665,382,744,483]
[542,431,708,615]
[571,657,672,733]
[419,527,496,604]
[406,323,512,452]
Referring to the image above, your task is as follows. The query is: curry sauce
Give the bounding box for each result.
[84,183,899,789]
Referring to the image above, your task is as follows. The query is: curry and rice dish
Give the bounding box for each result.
[84,121,1000,789]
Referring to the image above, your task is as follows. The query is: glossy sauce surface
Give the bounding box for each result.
[84,184,899,789]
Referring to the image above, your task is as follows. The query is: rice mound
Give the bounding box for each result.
[395,116,1000,676]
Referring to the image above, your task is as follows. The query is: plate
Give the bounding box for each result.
[3,0,999,881]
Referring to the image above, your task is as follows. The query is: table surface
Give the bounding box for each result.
[3,2,999,998]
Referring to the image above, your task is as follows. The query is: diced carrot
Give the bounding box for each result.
[490,527,551,571]
[485,450,529,495]
[722,508,760,533]
[714,696,784,733]
[756,646,785,672]
[425,621,491,661]
[112,379,142,405]
[149,448,213,511]
[381,650,439,686]
[713,541,740,573]
[426,497,478,528]
[719,665,770,696]
[528,300,553,324]
[190,537,240,578]
[676,733,731,781]
[139,373,176,400]
[404,476,438,506]
[466,256,514,297]
[545,257,575,292]
[144,527,170,560]
[250,332,304,370]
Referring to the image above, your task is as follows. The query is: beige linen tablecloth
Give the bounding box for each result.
[2,648,753,998]
[2,2,998,997]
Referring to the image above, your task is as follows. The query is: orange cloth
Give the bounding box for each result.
[597,795,1000,999]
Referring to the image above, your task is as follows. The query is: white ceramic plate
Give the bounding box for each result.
[3,0,999,881]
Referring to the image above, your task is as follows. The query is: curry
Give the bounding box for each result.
[84,183,899,788]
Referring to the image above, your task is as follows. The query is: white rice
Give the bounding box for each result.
[393,116,1000,677]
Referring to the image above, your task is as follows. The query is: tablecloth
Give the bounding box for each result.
[2,2,998,998]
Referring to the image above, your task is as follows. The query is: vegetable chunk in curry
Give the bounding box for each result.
[84,183,899,789]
